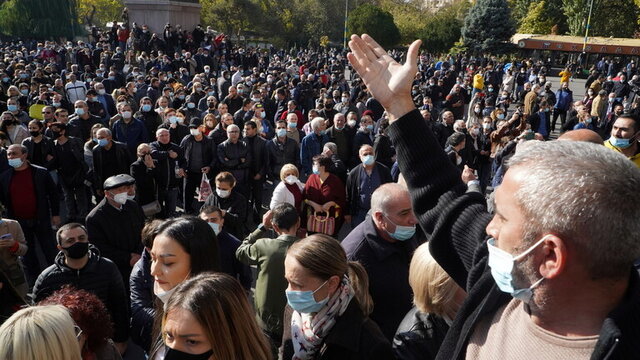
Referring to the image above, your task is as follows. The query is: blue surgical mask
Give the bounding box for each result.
[497,114,505,120]
[318,129,326,136]
[362,154,375,166]
[383,214,416,241]
[7,104,17,112]
[8,158,23,168]
[97,138,109,147]
[288,122,297,128]
[276,128,287,137]
[312,165,320,175]
[75,108,85,116]
[142,104,152,112]
[366,124,374,131]
[20,89,28,95]
[208,222,221,235]
[259,111,265,118]
[286,280,329,313]
[52,102,61,108]
[610,135,633,149]
[487,237,547,303]
[169,116,180,124]
[187,102,196,109]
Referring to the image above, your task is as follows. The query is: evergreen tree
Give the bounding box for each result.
[462,0,516,55]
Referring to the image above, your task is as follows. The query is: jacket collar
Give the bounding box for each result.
[54,244,101,273]
[362,217,417,261]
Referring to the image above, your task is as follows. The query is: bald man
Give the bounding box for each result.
[558,129,604,145]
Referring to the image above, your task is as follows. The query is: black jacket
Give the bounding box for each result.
[130,157,159,206]
[85,198,145,282]
[68,113,103,141]
[52,136,87,188]
[393,307,450,360]
[158,122,189,146]
[265,136,300,181]
[281,299,394,360]
[243,134,267,178]
[32,245,129,343]
[149,141,185,189]
[0,163,59,225]
[134,110,163,141]
[388,109,640,360]
[342,217,418,341]
[22,136,56,169]
[345,163,392,216]
[373,134,395,169]
[92,141,133,190]
[203,191,247,240]
[129,249,154,351]
[179,134,217,173]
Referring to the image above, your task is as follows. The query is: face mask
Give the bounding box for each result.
[487,237,547,303]
[474,108,481,113]
[458,128,467,134]
[341,97,348,103]
[384,214,416,241]
[259,111,265,118]
[216,188,230,198]
[122,111,132,118]
[108,76,115,81]
[75,108,85,116]
[347,119,357,127]
[482,123,491,130]
[98,138,109,147]
[365,124,374,132]
[29,130,40,137]
[154,281,177,304]
[312,165,320,175]
[1,77,9,82]
[178,95,186,100]
[190,129,200,136]
[361,154,375,166]
[285,175,298,185]
[585,117,592,124]
[52,102,61,108]
[164,346,213,360]
[8,158,23,168]
[169,116,180,124]
[97,89,106,95]
[276,128,287,137]
[488,88,494,92]
[142,104,152,112]
[208,222,221,235]
[287,122,297,128]
[187,102,196,109]
[609,135,633,149]
[62,241,89,259]
[318,129,326,136]
[111,192,128,205]
[7,104,17,112]
[286,280,329,313]
[497,114,505,120]
[472,128,480,136]
[126,194,136,201]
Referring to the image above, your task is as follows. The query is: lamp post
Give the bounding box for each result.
[343,0,348,49]
[581,0,595,57]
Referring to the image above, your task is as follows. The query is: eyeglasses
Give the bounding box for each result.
[73,325,83,340]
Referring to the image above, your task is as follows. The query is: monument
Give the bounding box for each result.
[123,0,202,33]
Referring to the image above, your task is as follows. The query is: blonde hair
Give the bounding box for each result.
[279,163,299,181]
[347,261,374,316]
[163,273,272,360]
[0,305,82,360]
[409,243,461,316]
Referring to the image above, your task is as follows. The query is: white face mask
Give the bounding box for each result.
[121,111,132,119]
[154,279,177,305]
[190,129,200,136]
[347,119,357,127]
[216,188,230,198]
[111,192,128,205]
[126,194,136,201]
[285,175,298,185]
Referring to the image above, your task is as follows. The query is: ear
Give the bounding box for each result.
[538,235,566,280]
[327,275,341,294]
[56,243,62,251]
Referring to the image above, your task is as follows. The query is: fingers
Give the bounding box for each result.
[405,39,422,67]
[362,34,387,58]
[351,34,379,64]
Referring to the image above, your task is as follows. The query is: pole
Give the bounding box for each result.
[343,0,348,49]
[582,0,595,53]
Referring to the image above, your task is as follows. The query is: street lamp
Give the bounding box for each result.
[581,0,595,59]
[343,0,348,49]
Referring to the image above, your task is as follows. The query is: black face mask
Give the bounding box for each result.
[164,346,213,360]
[51,130,62,139]
[62,241,89,259]
[29,130,40,137]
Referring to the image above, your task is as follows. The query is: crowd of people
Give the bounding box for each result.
[0,18,639,360]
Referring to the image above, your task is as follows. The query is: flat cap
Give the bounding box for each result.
[103,174,135,190]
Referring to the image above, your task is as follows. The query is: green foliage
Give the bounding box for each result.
[201,0,261,35]
[0,0,81,39]
[564,0,640,38]
[77,0,123,28]
[518,1,554,34]
[417,4,464,54]
[379,0,425,44]
[348,4,400,48]
[462,0,516,54]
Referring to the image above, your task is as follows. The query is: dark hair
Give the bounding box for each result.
[55,222,87,245]
[39,286,113,354]
[244,120,257,130]
[446,132,466,147]
[141,219,163,249]
[154,216,220,273]
[271,203,299,231]
[619,113,640,133]
[199,205,222,218]
[312,154,332,169]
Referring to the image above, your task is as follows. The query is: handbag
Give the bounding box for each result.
[306,206,340,236]
[198,173,212,202]
[141,200,161,217]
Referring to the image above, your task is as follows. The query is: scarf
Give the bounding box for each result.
[291,275,355,360]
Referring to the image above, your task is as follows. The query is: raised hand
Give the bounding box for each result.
[347,34,421,122]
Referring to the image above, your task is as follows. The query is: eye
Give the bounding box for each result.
[186,339,199,346]
[165,332,174,341]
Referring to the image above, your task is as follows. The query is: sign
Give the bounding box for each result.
[517,38,640,56]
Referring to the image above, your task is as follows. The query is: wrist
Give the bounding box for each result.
[386,98,416,123]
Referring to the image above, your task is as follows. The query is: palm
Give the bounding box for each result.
[347,35,421,110]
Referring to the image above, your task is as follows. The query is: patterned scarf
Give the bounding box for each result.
[291,275,355,360]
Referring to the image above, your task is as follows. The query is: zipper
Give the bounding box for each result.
[603,337,620,360]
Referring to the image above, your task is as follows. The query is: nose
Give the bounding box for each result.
[150,258,160,277]
[485,215,499,239]
[408,211,419,225]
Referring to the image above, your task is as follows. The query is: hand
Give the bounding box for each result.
[347,35,421,122]
[170,122,177,129]
[461,165,477,184]
[253,173,261,180]
[262,210,273,229]
[240,157,245,163]
[221,209,227,217]
[344,215,352,223]
[130,253,141,267]
[46,154,54,162]
[51,216,61,227]
[0,238,15,248]
[144,154,155,168]
[114,341,128,355]
[201,166,211,174]
[168,150,178,159]
[177,169,186,178]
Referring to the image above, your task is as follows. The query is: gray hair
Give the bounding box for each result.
[323,142,337,154]
[227,124,239,133]
[371,183,409,214]
[96,128,112,137]
[507,140,640,279]
[311,117,325,131]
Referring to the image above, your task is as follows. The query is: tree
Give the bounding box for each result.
[417,2,467,54]
[77,0,123,28]
[564,0,640,38]
[379,0,426,44]
[0,0,81,39]
[518,1,554,34]
[201,0,261,35]
[348,4,400,48]
[462,0,516,54]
